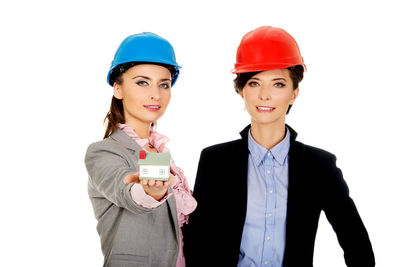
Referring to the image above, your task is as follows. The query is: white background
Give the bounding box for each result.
[1,0,399,266]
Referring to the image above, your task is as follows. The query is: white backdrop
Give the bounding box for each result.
[1,0,399,266]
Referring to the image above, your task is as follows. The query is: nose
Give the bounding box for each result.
[258,85,271,101]
[149,85,160,101]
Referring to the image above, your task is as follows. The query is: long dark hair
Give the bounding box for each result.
[103,96,124,139]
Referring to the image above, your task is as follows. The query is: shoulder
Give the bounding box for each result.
[85,137,130,160]
[86,137,119,153]
[293,140,338,168]
[302,141,335,159]
[286,124,337,162]
[200,139,243,157]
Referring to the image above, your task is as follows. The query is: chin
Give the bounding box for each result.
[142,111,163,120]
[252,116,282,126]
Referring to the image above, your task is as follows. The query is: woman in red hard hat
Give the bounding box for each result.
[183,26,374,267]
[85,32,196,267]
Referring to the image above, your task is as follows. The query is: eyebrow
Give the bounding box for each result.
[132,75,151,80]
[132,76,171,82]
[272,78,287,82]
[250,77,287,82]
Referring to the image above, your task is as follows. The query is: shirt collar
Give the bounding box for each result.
[248,128,291,166]
[118,123,170,152]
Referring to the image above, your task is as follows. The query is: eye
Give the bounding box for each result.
[274,82,286,88]
[159,83,171,89]
[136,80,149,86]
[248,81,259,87]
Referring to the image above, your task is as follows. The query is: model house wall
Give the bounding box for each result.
[139,165,170,180]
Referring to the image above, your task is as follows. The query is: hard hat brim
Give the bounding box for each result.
[232,62,306,74]
[107,61,181,86]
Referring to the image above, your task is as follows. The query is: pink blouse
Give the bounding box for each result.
[118,124,197,267]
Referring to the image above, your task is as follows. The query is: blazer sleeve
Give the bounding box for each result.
[182,149,212,266]
[85,140,161,215]
[322,155,375,267]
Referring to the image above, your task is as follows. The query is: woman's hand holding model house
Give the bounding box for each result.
[123,172,176,201]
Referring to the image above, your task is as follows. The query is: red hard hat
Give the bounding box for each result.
[232,26,305,73]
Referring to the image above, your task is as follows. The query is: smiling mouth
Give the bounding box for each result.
[257,106,275,112]
[144,105,161,111]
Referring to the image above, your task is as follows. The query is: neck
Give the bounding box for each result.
[250,121,286,150]
[124,118,151,139]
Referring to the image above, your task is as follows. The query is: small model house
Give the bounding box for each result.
[138,150,171,181]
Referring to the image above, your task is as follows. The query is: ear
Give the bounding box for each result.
[290,87,299,104]
[237,89,244,98]
[113,83,123,100]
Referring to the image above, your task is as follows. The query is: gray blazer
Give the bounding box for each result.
[85,129,179,267]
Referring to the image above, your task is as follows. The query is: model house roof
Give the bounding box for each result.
[138,151,171,166]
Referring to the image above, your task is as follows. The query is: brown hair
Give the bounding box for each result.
[233,65,304,114]
[103,96,124,139]
[103,62,176,139]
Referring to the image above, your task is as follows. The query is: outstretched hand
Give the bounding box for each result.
[123,172,140,184]
[123,172,176,201]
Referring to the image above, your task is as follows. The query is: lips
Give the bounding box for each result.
[144,105,161,111]
[256,106,275,112]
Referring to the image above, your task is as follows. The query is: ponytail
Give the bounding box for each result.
[103,96,125,139]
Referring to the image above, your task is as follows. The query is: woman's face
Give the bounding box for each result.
[113,64,172,128]
[238,68,299,128]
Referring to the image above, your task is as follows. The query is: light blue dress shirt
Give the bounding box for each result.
[238,128,290,267]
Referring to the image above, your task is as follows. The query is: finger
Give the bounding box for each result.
[140,179,148,185]
[148,180,155,186]
[154,181,163,187]
[168,174,176,185]
[123,172,140,184]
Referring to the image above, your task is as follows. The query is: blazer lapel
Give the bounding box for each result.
[109,128,143,152]
[167,189,180,246]
[236,125,251,232]
[283,125,303,264]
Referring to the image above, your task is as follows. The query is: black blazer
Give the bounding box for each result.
[183,125,374,267]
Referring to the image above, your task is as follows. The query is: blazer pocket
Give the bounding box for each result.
[110,253,148,267]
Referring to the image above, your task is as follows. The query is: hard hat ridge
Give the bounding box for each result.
[232,26,305,73]
[107,32,181,86]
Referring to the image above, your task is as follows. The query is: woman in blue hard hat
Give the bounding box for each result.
[182,26,374,266]
[85,32,196,267]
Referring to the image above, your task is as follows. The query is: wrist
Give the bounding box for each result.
[152,189,168,201]
[143,186,168,201]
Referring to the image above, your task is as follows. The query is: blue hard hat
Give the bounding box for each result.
[107,32,181,86]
